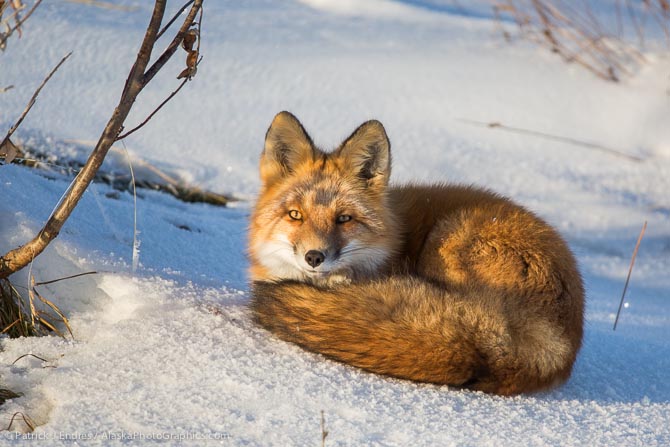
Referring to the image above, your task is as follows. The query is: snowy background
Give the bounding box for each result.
[1,0,669,445]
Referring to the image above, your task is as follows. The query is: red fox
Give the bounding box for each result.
[249,111,584,395]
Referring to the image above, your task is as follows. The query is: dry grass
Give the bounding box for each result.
[0,275,76,339]
[613,221,648,330]
[0,279,38,338]
[493,0,670,81]
[1,139,235,207]
[0,389,21,406]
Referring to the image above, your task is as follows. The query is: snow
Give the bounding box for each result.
[1,0,669,445]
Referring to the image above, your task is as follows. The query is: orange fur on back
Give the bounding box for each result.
[249,112,584,396]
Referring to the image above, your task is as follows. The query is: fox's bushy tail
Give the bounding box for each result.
[251,277,580,395]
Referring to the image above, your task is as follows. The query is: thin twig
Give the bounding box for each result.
[0,0,42,49]
[1,52,72,145]
[1,1,199,278]
[118,2,202,141]
[0,85,14,93]
[33,271,98,287]
[613,221,647,330]
[116,77,188,141]
[1,0,204,278]
[157,0,194,40]
[457,118,644,162]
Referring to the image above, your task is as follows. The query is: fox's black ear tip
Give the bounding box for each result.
[271,111,300,125]
[355,120,389,141]
[363,119,384,128]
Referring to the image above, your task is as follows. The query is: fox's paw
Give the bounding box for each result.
[326,274,352,286]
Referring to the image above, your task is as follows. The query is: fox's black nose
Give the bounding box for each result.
[305,250,325,268]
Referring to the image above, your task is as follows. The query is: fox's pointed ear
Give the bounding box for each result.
[337,120,391,188]
[261,111,315,185]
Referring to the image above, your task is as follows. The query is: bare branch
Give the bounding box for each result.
[117,2,203,141]
[1,52,72,145]
[116,77,188,141]
[0,0,204,278]
[157,0,194,40]
[142,0,201,86]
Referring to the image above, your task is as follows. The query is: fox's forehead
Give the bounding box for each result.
[282,172,350,208]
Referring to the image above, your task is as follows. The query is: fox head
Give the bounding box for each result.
[249,111,400,285]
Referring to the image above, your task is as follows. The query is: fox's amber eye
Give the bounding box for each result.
[288,210,302,220]
[336,214,352,224]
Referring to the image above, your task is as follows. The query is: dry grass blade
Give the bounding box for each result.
[11,353,48,365]
[1,319,21,334]
[457,118,644,162]
[6,411,35,432]
[613,221,648,330]
[36,317,65,338]
[119,140,140,272]
[31,283,74,339]
[27,275,37,329]
[33,271,98,287]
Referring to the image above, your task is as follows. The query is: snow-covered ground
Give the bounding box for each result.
[1,0,669,445]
